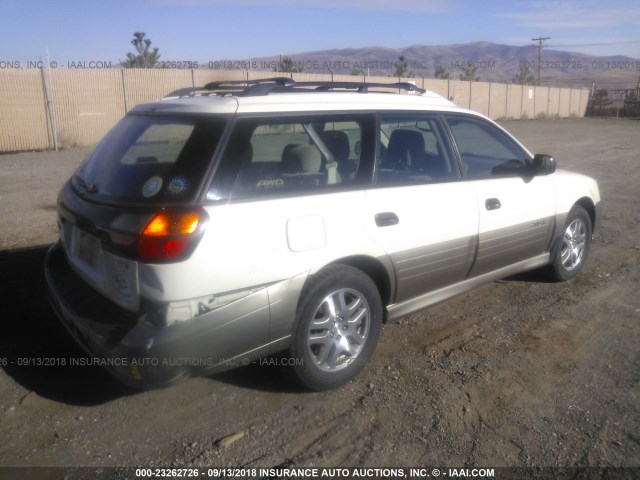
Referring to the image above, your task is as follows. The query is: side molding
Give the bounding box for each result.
[386,253,550,321]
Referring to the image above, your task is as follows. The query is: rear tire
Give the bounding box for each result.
[548,205,592,282]
[289,264,382,391]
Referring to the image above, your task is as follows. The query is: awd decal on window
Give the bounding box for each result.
[257,178,285,188]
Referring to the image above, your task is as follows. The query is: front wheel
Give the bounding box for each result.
[289,265,382,391]
[548,205,592,281]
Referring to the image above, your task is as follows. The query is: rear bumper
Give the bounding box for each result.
[45,243,277,389]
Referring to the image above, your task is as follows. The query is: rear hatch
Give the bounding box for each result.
[58,113,228,311]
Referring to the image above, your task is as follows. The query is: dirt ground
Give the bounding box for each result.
[0,118,638,474]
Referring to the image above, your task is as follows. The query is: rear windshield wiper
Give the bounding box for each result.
[73,175,98,194]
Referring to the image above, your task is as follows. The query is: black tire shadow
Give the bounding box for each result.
[0,245,135,405]
[503,267,556,283]
[207,356,307,394]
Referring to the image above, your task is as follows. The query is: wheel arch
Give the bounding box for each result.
[304,255,395,322]
[331,255,394,312]
[289,260,386,390]
[575,196,596,234]
[549,199,594,268]
[547,199,593,281]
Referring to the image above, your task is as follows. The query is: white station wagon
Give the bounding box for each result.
[45,78,601,390]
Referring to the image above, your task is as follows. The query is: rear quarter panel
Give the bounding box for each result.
[138,191,387,303]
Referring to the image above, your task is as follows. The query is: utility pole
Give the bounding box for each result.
[532,36,551,86]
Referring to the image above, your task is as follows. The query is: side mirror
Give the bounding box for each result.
[532,154,556,175]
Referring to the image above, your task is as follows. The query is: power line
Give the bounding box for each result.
[549,39,640,48]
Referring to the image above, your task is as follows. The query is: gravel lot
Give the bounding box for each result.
[0,118,638,475]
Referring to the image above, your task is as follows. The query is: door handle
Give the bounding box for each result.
[375,212,399,227]
[485,198,501,211]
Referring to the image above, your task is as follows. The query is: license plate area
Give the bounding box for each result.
[66,226,140,311]
[76,229,100,268]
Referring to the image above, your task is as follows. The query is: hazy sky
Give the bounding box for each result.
[1,0,639,64]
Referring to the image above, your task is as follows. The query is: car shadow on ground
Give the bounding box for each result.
[0,245,556,402]
[208,358,307,394]
[0,245,135,406]
[0,245,305,402]
[504,267,556,283]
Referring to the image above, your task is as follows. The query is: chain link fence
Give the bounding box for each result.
[0,68,590,153]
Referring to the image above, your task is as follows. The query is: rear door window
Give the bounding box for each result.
[208,115,374,201]
[377,115,460,185]
[73,115,227,204]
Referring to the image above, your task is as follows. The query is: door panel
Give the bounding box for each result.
[390,235,478,300]
[469,177,555,276]
[445,115,556,277]
[367,114,479,303]
[365,183,478,303]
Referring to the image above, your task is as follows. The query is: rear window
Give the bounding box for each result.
[73,114,227,204]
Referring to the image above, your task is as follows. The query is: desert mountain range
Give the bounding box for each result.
[245,42,639,89]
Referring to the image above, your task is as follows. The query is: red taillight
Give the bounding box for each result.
[139,210,205,262]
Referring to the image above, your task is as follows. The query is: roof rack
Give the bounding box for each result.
[204,77,294,90]
[294,81,425,94]
[164,78,426,99]
[164,77,293,98]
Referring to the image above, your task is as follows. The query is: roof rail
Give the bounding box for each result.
[163,77,295,99]
[294,81,425,94]
[203,77,294,90]
[164,78,426,99]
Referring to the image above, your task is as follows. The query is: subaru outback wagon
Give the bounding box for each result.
[45,78,601,390]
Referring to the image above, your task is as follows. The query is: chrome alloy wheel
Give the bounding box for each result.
[560,217,587,271]
[306,288,370,372]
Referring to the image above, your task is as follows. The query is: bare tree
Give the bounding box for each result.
[623,89,640,117]
[590,89,612,116]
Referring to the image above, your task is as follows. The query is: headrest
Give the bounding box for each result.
[282,144,322,173]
